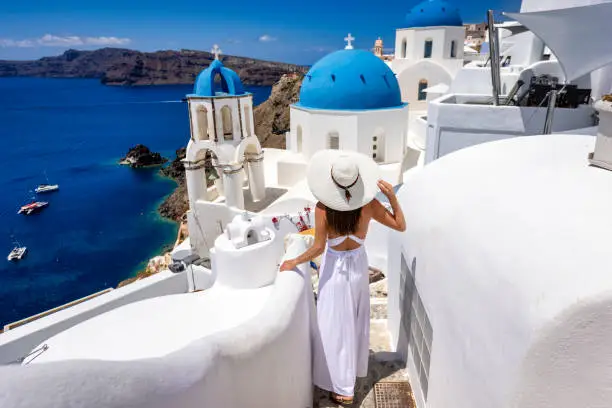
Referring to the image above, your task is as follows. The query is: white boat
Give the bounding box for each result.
[35,184,59,194]
[7,246,27,262]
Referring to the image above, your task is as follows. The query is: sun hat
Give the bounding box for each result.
[307,150,380,211]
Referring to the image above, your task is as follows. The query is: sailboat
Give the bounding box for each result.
[35,171,59,194]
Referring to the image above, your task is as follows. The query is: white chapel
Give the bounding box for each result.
[392,0,465,110]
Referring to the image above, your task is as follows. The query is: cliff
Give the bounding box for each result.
[254,73,304,149]
[119,144,167,168]
[0,48,306,86]
[159,147,188,221]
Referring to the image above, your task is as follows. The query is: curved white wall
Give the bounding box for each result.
[0,237,314,408]
[386,134,612,408]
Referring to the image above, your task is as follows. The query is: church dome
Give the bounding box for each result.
[192,59,246,97]
[405,0,463,28]
[297,49,403,111]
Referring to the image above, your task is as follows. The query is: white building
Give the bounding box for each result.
[281,48,411,186]
[392,0,466,110]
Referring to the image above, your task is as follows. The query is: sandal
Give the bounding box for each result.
[330,392,354,406]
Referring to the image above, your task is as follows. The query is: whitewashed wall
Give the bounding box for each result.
[387,134,612,408]
[289,105,409,164]
[0,271,187,365]
[0,238,315,408]
[424,94,595,162]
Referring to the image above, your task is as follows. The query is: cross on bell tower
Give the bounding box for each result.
[211,44,222,60]
[344,33,355,50]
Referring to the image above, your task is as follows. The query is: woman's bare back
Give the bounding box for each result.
[325,202,374,251]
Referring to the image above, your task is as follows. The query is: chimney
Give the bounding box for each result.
[589,96,612,171]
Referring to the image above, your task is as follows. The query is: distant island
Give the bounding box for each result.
[0,48,307,86]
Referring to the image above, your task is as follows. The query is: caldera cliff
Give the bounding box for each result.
[0,48,306,86]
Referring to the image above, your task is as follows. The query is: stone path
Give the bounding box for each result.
[313,278,413,408]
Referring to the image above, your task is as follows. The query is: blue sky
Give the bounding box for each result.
[0,0,521,64]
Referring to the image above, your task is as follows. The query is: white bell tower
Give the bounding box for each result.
[183,46,266,256]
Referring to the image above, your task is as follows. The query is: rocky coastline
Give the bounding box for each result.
[119,144,168,168]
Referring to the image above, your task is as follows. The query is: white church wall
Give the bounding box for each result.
[501,31,544,69]
[425,95,594,162]
[397,60,453,111]
[356,108,409,163]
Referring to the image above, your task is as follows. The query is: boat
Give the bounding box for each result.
[35,184,59,194]
[17,201,49,215]
[7,246,27,262]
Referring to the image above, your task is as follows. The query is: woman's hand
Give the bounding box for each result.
[279,259,299,272]
[377,180,396,200]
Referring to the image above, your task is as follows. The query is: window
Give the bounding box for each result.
[221,106,233,141]
[418,79,428,101]
[328,131,340,149]
[372,128,385,163]
[401,39,407,58]
[296,126,303,153]
[450,40,457,58]
[424,40,433,58]
[400,254,433,400]
[196,107,209,141]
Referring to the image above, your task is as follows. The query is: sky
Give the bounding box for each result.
[0,0,522,65]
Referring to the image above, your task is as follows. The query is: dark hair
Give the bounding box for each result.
[325,205,362,236]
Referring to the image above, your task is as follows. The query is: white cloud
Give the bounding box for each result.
[83,36,131,46]
[0,39,34,48]
[258,34,277,42]
[0,34,131,48]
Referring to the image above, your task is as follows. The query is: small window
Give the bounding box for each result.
[401,39,407,59]
[424,40,433,58]
[418,79,428,101]
[373,136,377,142]
[373,153,377,159]
[450,40,457,58]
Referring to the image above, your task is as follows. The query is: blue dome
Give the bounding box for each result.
[405,0,463,28]
[297,50,403,111]
[191,59,246,97]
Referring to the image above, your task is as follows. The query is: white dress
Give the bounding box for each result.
[313,235,370,397]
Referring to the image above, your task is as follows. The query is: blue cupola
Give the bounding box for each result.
[405,0,463,28]
[296,50,404,111]
[191,59,246,97]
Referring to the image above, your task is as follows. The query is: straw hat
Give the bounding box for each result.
[307,150,380,211]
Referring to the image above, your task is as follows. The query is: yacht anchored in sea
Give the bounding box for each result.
[7,244,27,262]
[17,201,49,215]
[35,171,59,194]
[2,0,612,406]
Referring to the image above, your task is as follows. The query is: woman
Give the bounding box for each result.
[280,150,406,405]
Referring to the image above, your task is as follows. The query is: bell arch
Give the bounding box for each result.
[221,105,233,141]
[196,107,209,141]
[236,136,266,203]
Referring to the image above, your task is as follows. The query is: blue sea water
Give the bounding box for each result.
[0,77,271,326]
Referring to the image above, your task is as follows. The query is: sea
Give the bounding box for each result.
[0,77,271,327]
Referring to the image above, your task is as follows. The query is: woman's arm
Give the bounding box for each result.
[371,180,406,232]
[280,203,327,271]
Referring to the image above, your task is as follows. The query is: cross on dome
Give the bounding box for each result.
[211,44,222,60]
[344,33,355,50]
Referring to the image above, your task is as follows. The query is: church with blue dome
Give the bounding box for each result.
[392,0,465,111]
[276,38,410,187]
